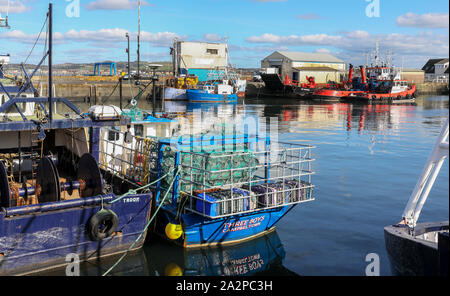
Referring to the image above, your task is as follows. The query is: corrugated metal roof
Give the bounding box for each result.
[435,58,449,64]
[293,66,340,72]
[422,58,448,73]
[277,51,344,63]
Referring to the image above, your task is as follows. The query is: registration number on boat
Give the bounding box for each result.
[123,197,140,203]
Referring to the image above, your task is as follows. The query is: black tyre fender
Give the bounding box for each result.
[406,94,411,99]
[372,95,377,100]
[88,209,119,241]
[397,95,402,100]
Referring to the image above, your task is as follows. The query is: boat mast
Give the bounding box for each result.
[137,0,141,79]
[401,117,449,228]
[48,3,53,124]
[375,39,380,66]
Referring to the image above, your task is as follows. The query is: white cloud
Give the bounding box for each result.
[0,0,30,14]
[85,0,151,11]
[314,48,331,54]
[246,33,343,46]
[203,33,224,42]
[397,12,449,29]
[245,30,449,68]
[0,28,182,47]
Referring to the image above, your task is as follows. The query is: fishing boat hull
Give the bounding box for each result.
[0,193,152,276]
[384,221,449,276]
[344,85,416,103]
[311,89,367,101]
[154,205,293,248]
[186,89,238,103]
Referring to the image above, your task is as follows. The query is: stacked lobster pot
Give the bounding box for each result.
[156,134,316,219]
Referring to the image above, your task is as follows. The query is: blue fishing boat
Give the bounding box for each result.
[186,87,238,103]
[151,133,316,248]
[0,4,152,276]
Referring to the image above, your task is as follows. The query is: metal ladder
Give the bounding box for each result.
[402,117,449,228]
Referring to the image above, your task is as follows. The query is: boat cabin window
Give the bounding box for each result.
[108,126,120,141]
[134,124,144,137]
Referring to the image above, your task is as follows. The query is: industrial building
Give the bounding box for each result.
[400,68,425,84]
[172,40,229,81]
[261,51,346,84]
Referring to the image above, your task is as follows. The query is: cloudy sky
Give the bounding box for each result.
[0,0,448,68]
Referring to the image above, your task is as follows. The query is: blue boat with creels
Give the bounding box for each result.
[151,131,316,248]
[0,4,152,276]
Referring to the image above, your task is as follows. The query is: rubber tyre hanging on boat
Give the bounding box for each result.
[87,209,119,241]
[397,95,403,100]
[372,95,377,100]
[406,94,411,99]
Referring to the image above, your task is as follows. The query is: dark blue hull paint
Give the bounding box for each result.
[0,194,151,275]
[155,205,293,247]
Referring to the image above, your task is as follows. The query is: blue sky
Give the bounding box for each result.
[1,0,449,68]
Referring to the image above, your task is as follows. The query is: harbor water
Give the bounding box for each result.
[39,95,448,276]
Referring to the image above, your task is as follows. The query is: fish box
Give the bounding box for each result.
[195,188,257,217]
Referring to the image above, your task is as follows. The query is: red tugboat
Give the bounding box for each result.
[311,65,369,101]
[344,66,416,103]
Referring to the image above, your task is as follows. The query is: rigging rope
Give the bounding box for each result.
[102,166,182,276]
[23,15,48,66]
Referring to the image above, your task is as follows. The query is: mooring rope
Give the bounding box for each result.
[102,166,182,276]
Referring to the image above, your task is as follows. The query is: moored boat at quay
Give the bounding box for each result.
[152,133,316,247]
[311,64,368,101]
[0,4,152,276]
[343,66,417,103]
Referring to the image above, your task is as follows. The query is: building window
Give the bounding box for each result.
[206,49,218,55]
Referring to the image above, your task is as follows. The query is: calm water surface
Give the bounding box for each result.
[43,95,449,276]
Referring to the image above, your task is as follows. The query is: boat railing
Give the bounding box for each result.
[99,127,159,186]
[157,138,316,219]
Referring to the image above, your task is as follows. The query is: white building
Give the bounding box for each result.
[0,54,9,65]
[172,40,229,81]
[422,58,449,83]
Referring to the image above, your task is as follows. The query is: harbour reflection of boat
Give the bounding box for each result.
[32,249,151,276]
[268,102,418,134]
[144,230,299,276]
[186,102,237,113]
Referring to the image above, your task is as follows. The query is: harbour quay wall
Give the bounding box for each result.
[415,82,449,95]
[32,76,161,101]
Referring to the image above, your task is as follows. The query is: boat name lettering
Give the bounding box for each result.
[222,216,265,233]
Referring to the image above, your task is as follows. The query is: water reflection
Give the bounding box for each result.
[144,230,298,276]
[36,230,298,276]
